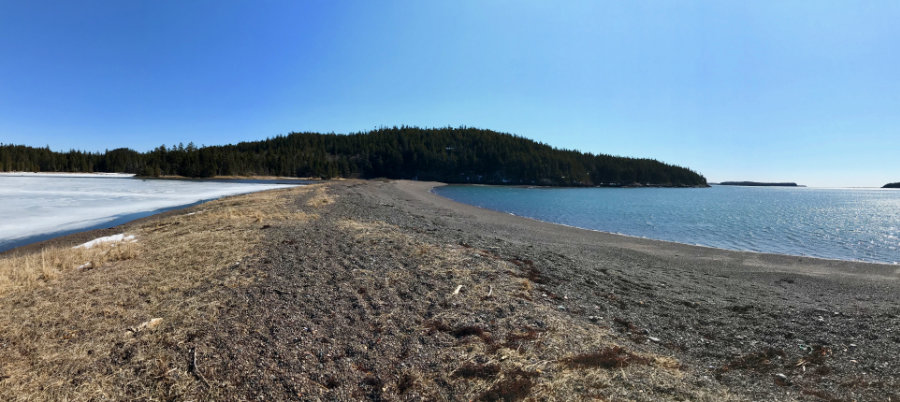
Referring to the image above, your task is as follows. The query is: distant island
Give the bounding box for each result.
[719,181,799,187]
[0,127,708,187]
[884,182,900,188]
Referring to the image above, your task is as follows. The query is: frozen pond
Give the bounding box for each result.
[0,173,298,252]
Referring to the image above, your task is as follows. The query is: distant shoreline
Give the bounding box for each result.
[718,181,800,187]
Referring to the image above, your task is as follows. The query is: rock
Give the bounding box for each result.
[774,373,790,386]
[648,336,661,343]
[129,317,163,334]
[557,305,566,311]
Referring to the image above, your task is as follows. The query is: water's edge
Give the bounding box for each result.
[0,199,210,254]
[431,184,900,266]
[0,175,306,254]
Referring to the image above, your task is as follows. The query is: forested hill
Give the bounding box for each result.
[884,182,900,189]
[0,127,707,187]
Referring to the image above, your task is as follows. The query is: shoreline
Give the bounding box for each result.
[0,199,210,255]
[4,179,898,273]
[430,182,900,270]
[0,175,302,255]
[1,180,898,400]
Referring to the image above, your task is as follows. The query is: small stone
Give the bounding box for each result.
[774,373,790,386]
[128,317,163,334]
[648,336,661,343]
[557,305,566,311]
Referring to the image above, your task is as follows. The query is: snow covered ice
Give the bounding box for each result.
[0,173,296,252]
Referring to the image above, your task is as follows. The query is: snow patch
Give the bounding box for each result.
[74,234,137,249]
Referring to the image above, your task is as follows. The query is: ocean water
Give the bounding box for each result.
[0,174,297,252]
[434,185,900,265]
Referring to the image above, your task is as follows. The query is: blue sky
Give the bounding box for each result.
[1,1,897,187]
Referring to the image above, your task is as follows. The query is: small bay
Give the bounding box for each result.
[434,184,900,265]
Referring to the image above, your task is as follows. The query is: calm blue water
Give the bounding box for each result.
[434,185,900,265]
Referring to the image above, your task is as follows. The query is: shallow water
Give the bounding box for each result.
[0,174,296,252]
[434,185,900,265]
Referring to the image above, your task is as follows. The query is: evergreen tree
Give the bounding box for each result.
[0,127,708,187]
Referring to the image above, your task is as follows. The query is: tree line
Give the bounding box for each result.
[0,126,708,187]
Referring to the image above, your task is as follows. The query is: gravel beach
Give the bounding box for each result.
[1,180,898,400]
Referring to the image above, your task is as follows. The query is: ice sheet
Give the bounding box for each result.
[0,174,295,251]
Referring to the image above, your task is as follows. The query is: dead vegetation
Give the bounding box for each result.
[564,346,650,369]
[304,185,334,207]
[0,237,139,295]
[0,185,316,400]
[719,347,787,374]
[453,362,502,379]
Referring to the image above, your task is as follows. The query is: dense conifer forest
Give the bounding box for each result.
[884,182,900,189]
[0,127,707,187]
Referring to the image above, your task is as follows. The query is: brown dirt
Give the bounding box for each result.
[1,179,898,401]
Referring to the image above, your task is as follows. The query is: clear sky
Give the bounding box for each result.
[1,1,898,187]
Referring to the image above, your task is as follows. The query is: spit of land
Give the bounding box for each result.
[0,180,897,401]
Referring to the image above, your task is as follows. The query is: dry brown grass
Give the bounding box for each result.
[305,185,334,207]
[0,239,140,296]
[0,185,315,400]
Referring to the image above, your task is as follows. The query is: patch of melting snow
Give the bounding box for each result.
[74,234,137,249]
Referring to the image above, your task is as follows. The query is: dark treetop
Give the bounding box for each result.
[0,127,707,187]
